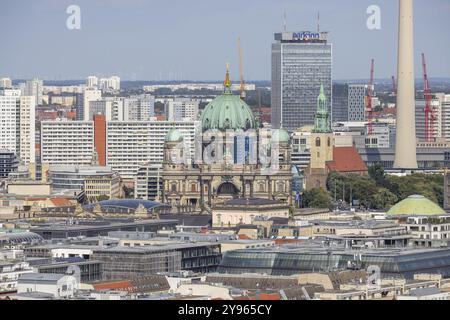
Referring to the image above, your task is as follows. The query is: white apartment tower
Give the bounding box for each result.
[0,89,36,165]
[86,76,99,88]
[83,87,102,121]
[166,99,199,121]
[24,78,43,105]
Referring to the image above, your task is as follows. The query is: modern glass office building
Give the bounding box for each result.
[271,31,332,132]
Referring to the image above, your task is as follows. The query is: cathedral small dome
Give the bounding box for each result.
[165,128,183,142]
[271,129,290,143]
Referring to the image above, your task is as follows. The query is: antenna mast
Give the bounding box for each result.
[238,37,246,100]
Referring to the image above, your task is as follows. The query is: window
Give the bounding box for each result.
[315,137,321,147]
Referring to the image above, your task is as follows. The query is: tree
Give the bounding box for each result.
[370,188,398,210]
[301,188,332,209]
[369,164,386,187]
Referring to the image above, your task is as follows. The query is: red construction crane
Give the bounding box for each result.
[391,75,397,95]
[422,53,434,142]
[366,59,375,135]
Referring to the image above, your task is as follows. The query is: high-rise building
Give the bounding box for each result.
[86,76,99,88]
[106,121,199,179]
[83,87,102,121]
[0,89,36,165]
[415,98,441,141]
[99,76,120,92]
[0,78,12,89]
[332,84,349,123]
[40,119,199,180]
[271,31,332,131]
[135,163,163,201]
[437,94,450,141]
[24,78,43,105]
[41,121,95,166]
[348,84,369,122]
[166,99,199,121]
[124,94,155,121]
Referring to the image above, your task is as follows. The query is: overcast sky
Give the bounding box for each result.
[0,0,449,81]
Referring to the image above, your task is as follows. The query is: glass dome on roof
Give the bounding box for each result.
[84,199,170,212]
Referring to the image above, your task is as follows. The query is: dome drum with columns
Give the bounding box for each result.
[161,65,293,213]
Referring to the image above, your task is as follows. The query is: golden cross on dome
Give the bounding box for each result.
[224,63,231,90]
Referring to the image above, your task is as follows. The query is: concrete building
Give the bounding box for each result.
[30,219,177,240]
[124,94,155,121]
[24,78,43,105]
[0,78,12,89]
[212,198,289,228]
[49,165,118,193]
[0,150,18,179]
[106,121,198,179]
[40,121,95,166]
[348,84,369,122]
[99,76,120,93]
[271,31,332,131]
[135,163,163,201]
[0,261,34,293]
[84,173,121,201]
[17,273,78,299]
[86,76,98,88]
[415,98,441,141]
[0,89,36,165]
[166,99,199,121]
[82,87,102,121]
[91,242,221,280]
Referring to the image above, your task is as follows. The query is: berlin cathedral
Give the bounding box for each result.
[161,66,293,212]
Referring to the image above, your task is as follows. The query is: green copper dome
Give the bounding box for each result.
[271,129,290,143]
[165,128,184,142]
[200,66,256,132]
[387,194,445,216]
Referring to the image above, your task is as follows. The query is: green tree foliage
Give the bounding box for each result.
[301,188,332,209]
[326,167,444,210]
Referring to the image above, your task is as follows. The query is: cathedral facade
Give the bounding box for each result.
[161,67,293,212]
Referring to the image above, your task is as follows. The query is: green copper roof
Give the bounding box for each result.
[165,128,184,142]
[200,65,257,132]
[386,195,445,216]
[312,84,332,133]
[200,92,256,132]
[271,129,290,143]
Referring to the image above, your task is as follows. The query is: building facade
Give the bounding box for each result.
[162,67,293,211]
[271,31,332,131]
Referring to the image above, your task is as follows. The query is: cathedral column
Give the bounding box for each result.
[200,179,204,208]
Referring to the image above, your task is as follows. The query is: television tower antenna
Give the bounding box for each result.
[317,11,320,33]
[283,10,287,31]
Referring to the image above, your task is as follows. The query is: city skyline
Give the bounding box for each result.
[0,0,449,81]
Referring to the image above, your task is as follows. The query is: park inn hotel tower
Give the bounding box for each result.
[271,31,332,132]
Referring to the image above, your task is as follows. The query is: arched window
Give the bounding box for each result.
[171,183,177,192]
[258,182,265,192]
[327,137,331,147]
[191,184,196,192]
[316,137,321,147]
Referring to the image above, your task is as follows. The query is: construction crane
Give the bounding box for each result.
[237,37,246,100]
[422,53,434,142]
[391,75,397,95]
[366,59,375,135]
